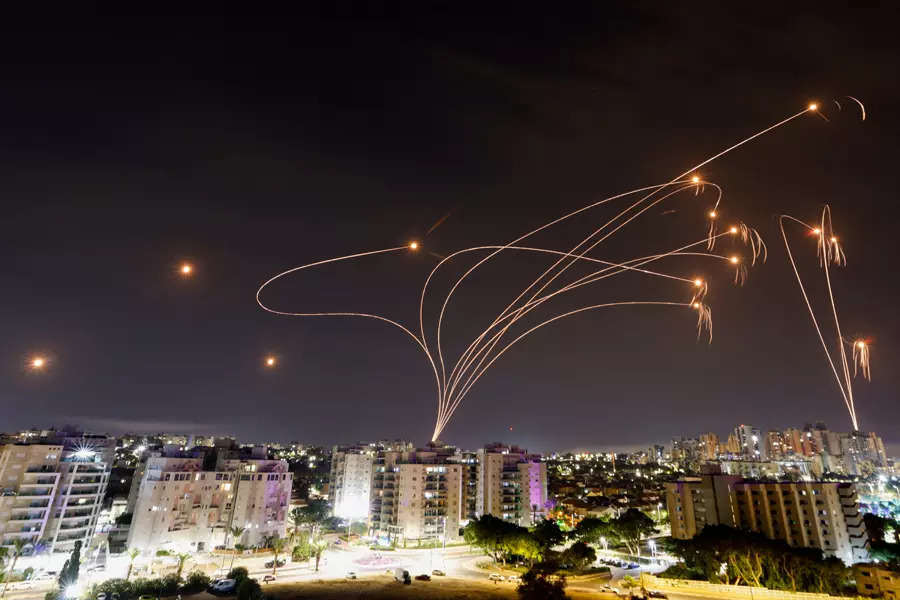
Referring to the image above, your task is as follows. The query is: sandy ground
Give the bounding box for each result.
[188,575,604,599]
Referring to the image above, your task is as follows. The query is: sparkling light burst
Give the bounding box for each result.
[257,104,842,441]
[780,206,871,430]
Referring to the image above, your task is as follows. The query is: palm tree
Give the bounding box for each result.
[228,526,246,571]
[0,539,27,598]
[311,538,328,572]
[269,536,285,576]
[174,552,191,581]
[125,548,140,581]
[288,508,304,543]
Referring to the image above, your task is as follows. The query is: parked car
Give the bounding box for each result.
[96,593,107,600]
[262,575,276,584]
[648,591,668,598]
[431,569,445,576]
[393,568,409,583]
[346,572,357,579]
[488,573,505,581]
[507,575,521,583]
[138,596,157,600]
[209,578,236,593]
[264,559,286,569]
[415,574,431,581]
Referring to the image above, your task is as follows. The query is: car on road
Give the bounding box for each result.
[648,591,668,598]
[488,573,505,581]
[346,572,357,579]
[507,575,521,583]
[264,559,286,569]
[414,574,431,581]
[431,569,445,576]
[96,593,107,600]
[138,595,158,600]
[208,579,237,593]
[262,575,276,584]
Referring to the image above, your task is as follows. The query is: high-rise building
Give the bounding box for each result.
[330,445,375,520]
[126,446,291,552]
[475,443,547,527]
[369,444,463,545]
[732,425,764,460]
[697,433,720,461]
[0,430,113,553]
[666,474,868,564]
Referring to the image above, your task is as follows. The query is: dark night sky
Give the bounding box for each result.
[2,4,898,453]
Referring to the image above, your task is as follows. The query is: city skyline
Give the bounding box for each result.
[2,6,899,451]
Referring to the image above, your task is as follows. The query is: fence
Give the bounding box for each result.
[642,574,838,600]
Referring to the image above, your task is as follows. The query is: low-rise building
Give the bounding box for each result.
[855,564,900,599]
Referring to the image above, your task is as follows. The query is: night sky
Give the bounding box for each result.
[3,5,899,453]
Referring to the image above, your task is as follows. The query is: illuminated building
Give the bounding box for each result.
[330,445,375,520]
[475,443,547,526]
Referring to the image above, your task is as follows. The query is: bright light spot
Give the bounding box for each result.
[692,302,701,309]
[65,586,81,600]
[708,211,717,219]
[30,357,46,369]
[409,242,419,250]
[812,228,821,235]
[691,175,700,183]
[830,236,838,243]
[693,279,703,287]
[265,356,276,367]
[74,448,95,460]
[180,263,193,275]
[808,103,818,111]
[730,256,740,264]
[857,341,866,348]
[729,226,738,234]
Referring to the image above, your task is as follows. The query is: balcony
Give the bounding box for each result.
[9,514,45,523]
[21,479,57,486]
[16,491,53,498]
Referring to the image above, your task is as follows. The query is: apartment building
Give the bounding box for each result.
[126,447,291,552]
[330,445,375,520]
[665,474,868,563]
[475,443,547,526]
[0,430,113,553]
[369,444,463,545]
[855,564,900,599]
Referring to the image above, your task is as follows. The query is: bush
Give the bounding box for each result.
[160,574,180,596]
[44,589,60,600]
[236,579,263,600]
[131,578,161,597]
[181,571,211,595]
[95,579,133,599]
[517,569,569,600]
[227,567,249,583]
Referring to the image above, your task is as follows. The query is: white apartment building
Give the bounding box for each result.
[0,431,113,553]
[666,474,868,564]
[369,446,463,545]
[475,443,547,526]
[330,446,374,520]
[127,450,292,553]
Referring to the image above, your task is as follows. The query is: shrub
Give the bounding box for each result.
[517,569,569,600]
[95,578,133,599]
[236,579,263,600]
[44,589,60,600]
[182,571,211,595]
[160,574,180,596]
[227,567,249,583]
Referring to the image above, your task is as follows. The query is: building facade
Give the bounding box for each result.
[666,474,868,564]
[126,449,291,552]
[0,430,113,553]
[475,444,547,527]
[330,445,375,520]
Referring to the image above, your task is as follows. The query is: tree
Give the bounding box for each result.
[228,526,246,571]
[57,541,81,590]
[125,549,140,581]
[288,507,305,542]
[531,519,565,552]
[517,569,569,600]
[611,509,657,556]
[561,541,596,570]
[570,517,612,546]
[1,539,29,598]
[174,553,191,581]
[464,515,526,565]
[236,578,263,600]
[621,575,640,597]
[508,531,543,568]
[268,536,285,576]
[294,499,330,539]
[310,538,328,572]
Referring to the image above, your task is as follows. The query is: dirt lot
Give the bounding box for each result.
[188,575,602,599]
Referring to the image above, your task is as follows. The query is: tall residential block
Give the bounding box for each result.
[0,430,113,553]
[666,474,868,564]
[475,443,547,526]
[126,448,291,552]
[330,445,375,520]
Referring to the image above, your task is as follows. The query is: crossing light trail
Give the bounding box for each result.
[256,102,848,441]
[779,207,871,431]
